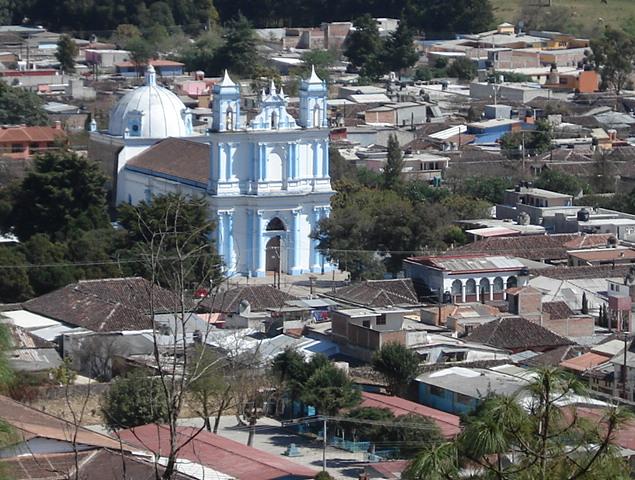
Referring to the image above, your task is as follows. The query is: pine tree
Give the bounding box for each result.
[383,134,404,190]
[56,34,78,74]
[581,292,589,314]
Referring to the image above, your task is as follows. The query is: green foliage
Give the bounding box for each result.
[519,4,579,33]
[118,193,221,287]
[345,14,418,80]
[21,234,74,295]
[188,346,227,430]
[294,49,338,82]
[446,57,476,81]
[101,371,169,430]
[406,368,631,480]
[215,14,260,78]
[500,121,552,159]
[534,169,590,197]
[0,247,34,302]
[314,472,334,480]
[588,26,635,93]
[55,34,78,74]
[300,363,361,416]
[7,150,109,242]
[0,324,14,391]
[125,36,156,72]
[0,82,48,126]
[383,134,404,189]
[458,176,513,204]
[179,28,226,76]
[329,147,356,182]
[51,357,77,386]
[372,343,421,396]
[344,14,385,80]
[342,406,394,441]
[440,195,490,220]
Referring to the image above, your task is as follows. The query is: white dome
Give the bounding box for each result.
[108,66,190,138]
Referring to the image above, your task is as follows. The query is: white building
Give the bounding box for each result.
[405,254,530,303]
[90,66,334,277]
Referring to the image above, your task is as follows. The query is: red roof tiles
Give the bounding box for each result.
[360,391,461,438]
[0,125,65,143]
[119,425,318,480]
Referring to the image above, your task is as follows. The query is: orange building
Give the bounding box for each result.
[0,123,66,159]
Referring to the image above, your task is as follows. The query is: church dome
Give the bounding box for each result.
[108,65,191,138]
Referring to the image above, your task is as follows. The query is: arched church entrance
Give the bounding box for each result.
[265,217,286,273]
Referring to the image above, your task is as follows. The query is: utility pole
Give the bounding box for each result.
[322,416,327,472]
[623,332,629,400]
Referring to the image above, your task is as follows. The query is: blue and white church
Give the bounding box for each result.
[89,65,334,277]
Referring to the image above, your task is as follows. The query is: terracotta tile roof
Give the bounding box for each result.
[118,425,318,480]
[3,451,93,479]
[202,285,298,313]
[542,301,574,320]
[568,248,635,262]
[0,395,135,451]
[4,449,195,480]
[560,352,610,372]
[521,345,586,367]
[327,279,419,307]
[23,277,181,332]
[575,406,635,452]
[360,391,461,438]
[365,460,410,479]
[126,138,209,187]
[0,125,65,143]
[538,264,631,280]
[466,317,573,351]
[451,234,580,261]
[562,234,614,250]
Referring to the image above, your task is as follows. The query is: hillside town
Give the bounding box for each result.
[3,1,635,479]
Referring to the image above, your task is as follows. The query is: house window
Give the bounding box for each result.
[429,385,444,397]
[376,315,386,325]
[11,143,23,153]
[362,320,370,328]
[456,393,472,405]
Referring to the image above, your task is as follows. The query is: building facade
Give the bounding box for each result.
[91,66,333,277]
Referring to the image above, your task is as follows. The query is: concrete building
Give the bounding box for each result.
[405,254,530,303]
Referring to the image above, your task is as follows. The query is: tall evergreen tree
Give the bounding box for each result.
[382,20,418,74]
[344,14,384,80]
[383,134,404,189]
[55,34,78,74]
[216,14,259,77]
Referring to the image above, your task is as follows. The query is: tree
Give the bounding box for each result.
[588,27,635,93]
[344,14,385,80]
[111,24,142,49]
[458,176,513,204]
[101,371,169,430]
[55,34,78,74]
[0,82,48,126]
[7,150,109,242]
[446,57,477,81]
[21,234,74,295]
[383,134,404,190]
[382,21,418,74]
[179,28,224,76]
[329,147,356,182]
[216,14,259,77]
[582,292,589,314]
[0,247,34,302]
[188,346,228,432]
[405,368,631,480]
[117,193,221,287]
[301,363,361,416]
[125,37,156,76]
[534,169,590,197]
[372,343,421,396]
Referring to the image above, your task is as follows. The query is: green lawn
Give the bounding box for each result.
[490,0,635,36]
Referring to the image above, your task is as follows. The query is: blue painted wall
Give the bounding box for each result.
[417,381,478,415]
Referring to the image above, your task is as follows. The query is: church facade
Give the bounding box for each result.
[91,66,334,277]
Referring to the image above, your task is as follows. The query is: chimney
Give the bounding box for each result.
[54,120,62,130]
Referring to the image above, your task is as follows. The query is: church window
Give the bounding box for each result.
[266,217,286,231]
[271,111,278,129]
[225,107,234,131]
[313,104,321,127]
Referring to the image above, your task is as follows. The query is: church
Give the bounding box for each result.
[89,65,334,277]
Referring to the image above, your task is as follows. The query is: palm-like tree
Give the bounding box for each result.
[405,368,631,480]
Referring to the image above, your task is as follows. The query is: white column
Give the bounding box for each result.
[489,279,494,301]
[290,209,302,275]
[225,211,235,273]
[254,211,265,277]
[310,207,322,273]
[461,285,466,303]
